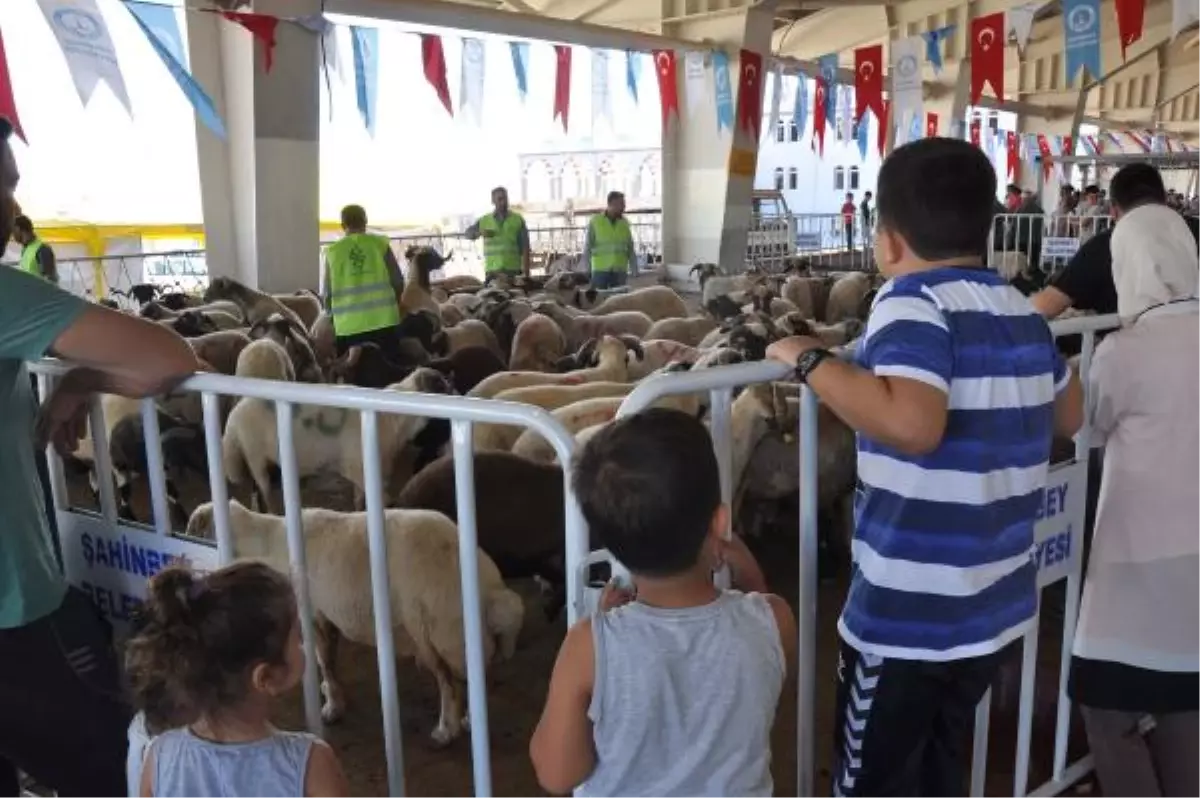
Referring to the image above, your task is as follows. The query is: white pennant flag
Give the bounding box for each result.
[766,63,783,142]
[39,0,131,113]
[322,24,344,85]
[889,36,923,137]
[840,84,853,142]
[460,37,485,126]
[1007,1,1045,54]
[591,49,612,132]
[1173,0,1199,36]
[684,51,707,118]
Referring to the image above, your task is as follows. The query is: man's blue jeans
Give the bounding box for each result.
[591,270,628,290]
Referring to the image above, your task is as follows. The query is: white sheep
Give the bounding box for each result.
[644,315,719,347]
[825,272,874,323]
[587,285,688,321]
[204,277,304,327]
[781,275,832,320]
[469,335,635,399]
[433,318,505,363]
[185,500,525,745]
[691,263,762,308]
[472,380,635,452]
[626,339,701,380]
[439,302,466,328]
[534,301,653,351]
[234,338,295,381]
[508,312,567,372]
[273,291,322,328]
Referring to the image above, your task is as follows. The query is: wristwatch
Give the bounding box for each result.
[794,347,833,383]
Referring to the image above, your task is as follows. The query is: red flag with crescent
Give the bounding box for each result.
[813,78,828,156]
[969,117,981,148]
[877,99,890,156]
[1006,131,1019,178]
[925,112,938,138]
[0,29,26,142]
[652,49,680,132]
[421,35,453,116]
[1114,0,1145,58]
[736,49,764,139]
[969,12,1005,105]
[553,45,571,132]
[1036,133,1054,179]
[1063,135,1073,157]
[222,11,279,73]
[854,45,884,124]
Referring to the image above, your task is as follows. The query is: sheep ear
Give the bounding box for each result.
[577,337,598,365]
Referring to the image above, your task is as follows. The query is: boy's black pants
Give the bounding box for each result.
[832,638,1006,797]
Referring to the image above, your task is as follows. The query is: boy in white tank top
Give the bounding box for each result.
[530,408,797,796]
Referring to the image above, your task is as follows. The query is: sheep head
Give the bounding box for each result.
[140,301,170,320]
[777,313,814,337]
[158,291,194,311]
[689,262,720,288]
[573,287,600,309]
[617,334,644,361]
[857,288,878,319]
[705,295,742,322]
[392,366,453,396]
[574,337,599,367]
[171,311,218,338]
[202,276,241,303]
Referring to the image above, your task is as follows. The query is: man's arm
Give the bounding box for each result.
[37,245,58,284]
[518,220,532,277]
[529,620,596,794]
[1030,285,1073,318]
[320,258,333,310]
[463,218,482,240]
[383,248,405,308]
[626,232,638,274]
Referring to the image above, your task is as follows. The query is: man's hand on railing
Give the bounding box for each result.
[35,369,94,457]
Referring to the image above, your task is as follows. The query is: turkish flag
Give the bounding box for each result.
[854,45,884,124]
[0,29,25,142]
[421,35,453,116]
[652,49,680,132]
[1063,135,1074,157]
[925,112,938,138]
[813,78,828,156]
[1036,133,1054,179]
[553,45,571,132]
[222,11,279,73]
[736,49,764,139]
[877,99,890,156]
[1006,131,1019,178]
[969,118,981,148]
[969,12,1005,105]
[1114,0,1146,58]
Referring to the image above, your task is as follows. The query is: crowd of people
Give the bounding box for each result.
[2,107,1198,798]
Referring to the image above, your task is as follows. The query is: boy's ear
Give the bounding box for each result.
[877,227,906,270]
[709,504,731,543]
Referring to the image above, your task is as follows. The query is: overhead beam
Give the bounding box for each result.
[1158,81,1200,108]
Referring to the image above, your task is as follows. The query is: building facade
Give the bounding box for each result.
[516,146,661,214]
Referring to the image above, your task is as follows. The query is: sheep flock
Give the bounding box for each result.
[64,249,882,757]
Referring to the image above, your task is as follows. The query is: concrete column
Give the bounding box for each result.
[659,0,777,271]
[185,0,321,292]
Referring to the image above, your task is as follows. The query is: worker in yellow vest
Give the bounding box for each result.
[12,216,57,284]
[321,204,407,359]
[582,191,637,290]
[465,186,530,281]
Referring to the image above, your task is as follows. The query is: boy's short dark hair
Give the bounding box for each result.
[13,215,33,235]
[877,138,997,261]
[340,204,367,229]
[606,190,624,204]
[1109,163,1166,212]
[572,408,720,577]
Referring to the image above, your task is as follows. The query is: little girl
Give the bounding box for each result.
[125,561,349,797]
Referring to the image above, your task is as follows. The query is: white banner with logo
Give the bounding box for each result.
[591,48,612,131]
[684,51,707,118]
[460,37,485,126]
[39,0,131,113]
[889,36,923,138]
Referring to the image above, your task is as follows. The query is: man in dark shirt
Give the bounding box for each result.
[1032,164,1199,319]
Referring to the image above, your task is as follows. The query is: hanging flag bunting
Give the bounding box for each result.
[856,108,870,160]
[984,125,996,159]
[1105,130,1125,151]
[1006,131,1019,177]
[854,45,884,123]
[553,45,571,131]
[460,37,485,126]
[813,78,828,155]
[38,0,132,113]
[591,49,612,131]
[653,49,680,132]
[421,34,452,116]
[126,1,225,140]
[1063,0,1101,86]
[220,11,279,73]
[969,117,981,148]
[890,36,923,138]
[1114,0,1146,57]
[969,12,1005,105]
[625,50,641,103]
[920,25,955,74]
[1125,129,1151,152]
[1082,135,1097,155]
[0,29,27,142]
[301,16,341,119]
[765,62,783,141]
[907,112,922,143]
[792,72,808,141]
[1150,130,1167,153]
[1174,0,1199,36]
[712,50,734,134]
[735,48,764,139]
[1036,134,1054,180]
[839,83,853,142]
[509,41,529,101]
[684,51,706,117]
[1007,1,1045,54]
[877,99,890,156]
[1063,134,1074,156]
[349,27,379,135]
[817,53,838,127]
[926,111,938,137]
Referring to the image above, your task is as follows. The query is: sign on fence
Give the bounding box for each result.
[796,232,823,250]
[1041,237,1081,260]
[1032,460,1087,587]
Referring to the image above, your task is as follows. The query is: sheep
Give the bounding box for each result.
[431,318,505,364]
[582,285,689,321]
[426,346,505,395]
[203,277,302,326]
[626,339,701,380]
[781,275,834,320]
[186,330,252,376]
[247,313,323,383]
[534,301,652,351]
[825,272,873,323]
[468,335,638,399]
[273,290,322,328]
[432,273,482,292]
[221,367,451,513]
[808,319,866,347]
[185,500,524,745]
[310,313,336,371]
[471,380,635,453]
[508,312,566,372]
[746,284,800,319]
[108,409,198,528]
[234,338,295,381]
[399,246,447,315]
[161,312,216,338]
[644,315,719,347]
[691,263,762,308]
[141,299,243,323]
[439,302,466,327]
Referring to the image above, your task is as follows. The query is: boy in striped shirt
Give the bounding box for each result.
[767,138,1084,796]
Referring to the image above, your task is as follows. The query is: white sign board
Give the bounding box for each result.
[1041,236,1081,260]
[1032,460,1087,588]
[796,232,823,250]
[58,511,218,632]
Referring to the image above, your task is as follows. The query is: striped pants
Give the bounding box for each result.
[832,639,1005,797]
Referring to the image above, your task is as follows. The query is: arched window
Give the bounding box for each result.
[833,166,845,191]
[524,160,551,202]
[561,161,585,200]
[774,167,785,191]
[638,160,658,198]
[789,119,800,142]
[776,119,786,143]
[987,111,1000,133]
[849,166,860,190]
[787,167,798,190]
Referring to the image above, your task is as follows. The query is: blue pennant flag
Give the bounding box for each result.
[921,25,955,74]
[349,26,378,136]
[509,41,530,101]
[792,72,808,141]
[908,111,922,143]
[713,50,734,133]
[125,1,225,140]
[625,50,642,103]
[817,53,838,127]
[1063,0,1101,87]
[856,108,870,160]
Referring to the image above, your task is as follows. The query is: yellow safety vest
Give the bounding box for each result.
[588,215,633,273]
[326,233,400,337]
[478,213,524,273]
[20,240,45,278]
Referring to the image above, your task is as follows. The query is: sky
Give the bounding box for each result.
[0,0,662,226]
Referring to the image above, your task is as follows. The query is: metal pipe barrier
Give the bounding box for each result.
[27,359,588,798]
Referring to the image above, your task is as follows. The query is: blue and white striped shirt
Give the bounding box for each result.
[840,267,1069,661]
